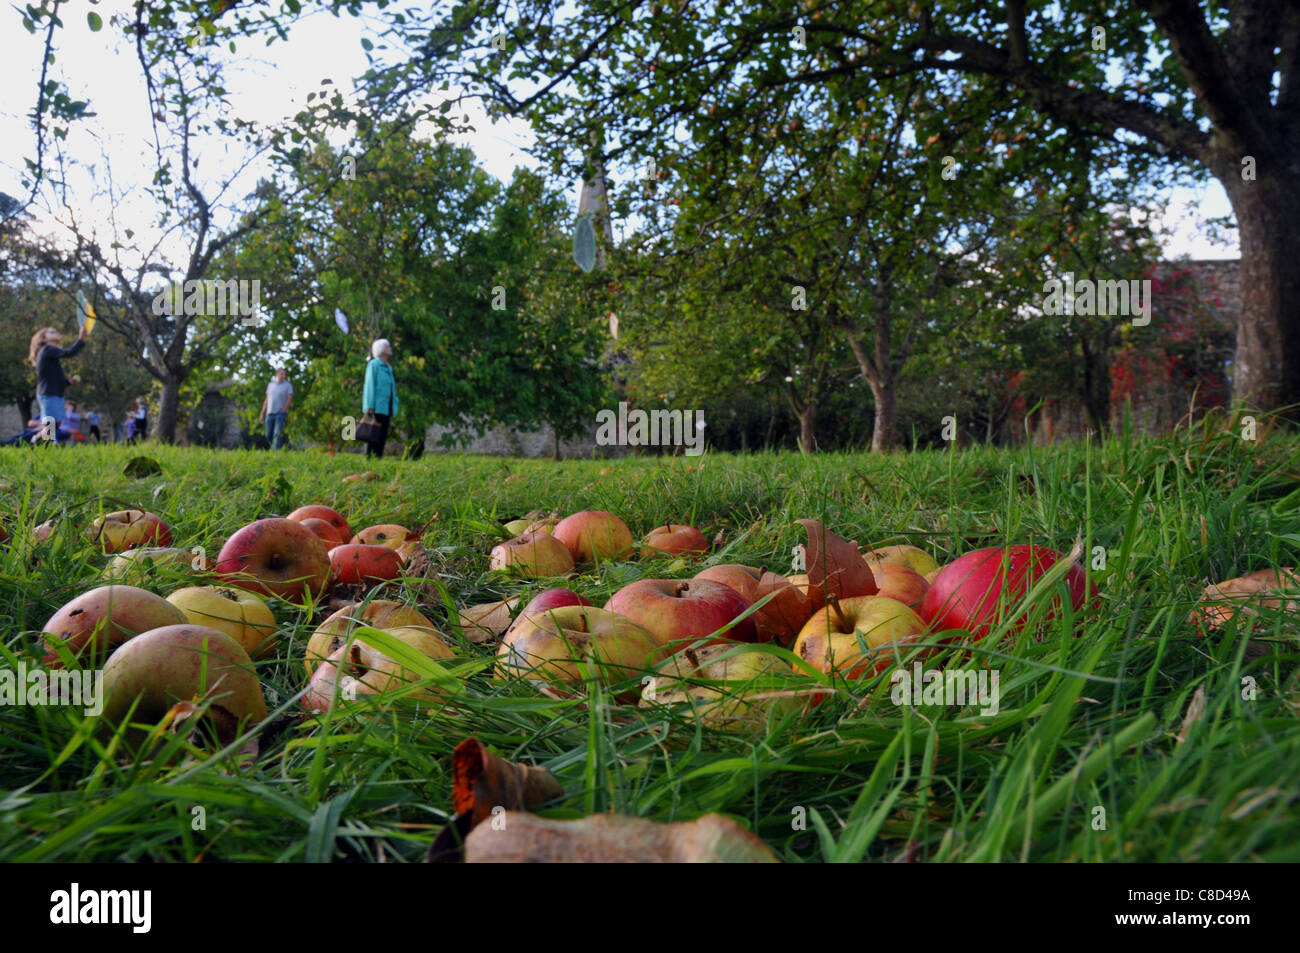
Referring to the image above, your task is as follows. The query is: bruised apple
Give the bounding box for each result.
[42,585,186,667]
[287,505,352,544]
[166,586,278,659]
[641,524,710,557]
[497,605,667,695]
[99,624,266,743]
[303,626,455,712]
[352,524,410,549]
[305,600,436,674]
[329,543,404,585]
[489,532,575,578]
[605,578,756,648]
[216,518,331,603]
[920,544,1095,641]
[552,511,635,564]
[793,595,928,678]
[88,509,172,553]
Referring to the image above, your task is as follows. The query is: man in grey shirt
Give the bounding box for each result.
[259,367,293,449]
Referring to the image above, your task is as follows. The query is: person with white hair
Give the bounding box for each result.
[361,338,398,458]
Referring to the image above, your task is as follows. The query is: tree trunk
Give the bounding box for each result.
[866,377,897,452]
[156,374,183,443]
[796,402,817,454]
[1221,169,1300,414]
[1079,336,1110,437]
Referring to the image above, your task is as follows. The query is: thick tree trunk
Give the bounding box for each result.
[1079,336,1110,436]
[156,374,183,444]
[867,377,897,452]
[1222,170,1300,414]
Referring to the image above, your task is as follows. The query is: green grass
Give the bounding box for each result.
[2,418,1299,862]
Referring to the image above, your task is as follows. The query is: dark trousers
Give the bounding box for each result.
[365,413,390,458]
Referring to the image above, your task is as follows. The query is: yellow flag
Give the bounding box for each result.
[76,290,96,334]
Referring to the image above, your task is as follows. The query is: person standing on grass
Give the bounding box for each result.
[85,409,101,442]
[132,397,148,442]
[28,324,87,434]
[362,338,398,459]
[259,366,293,450]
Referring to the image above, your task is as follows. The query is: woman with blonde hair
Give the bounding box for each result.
[28,324,87,430]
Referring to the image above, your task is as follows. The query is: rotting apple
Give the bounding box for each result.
[605,578,756,649]
[919,544,1095,642]
[42,585,186,667]
[552,511,635,564]
[793,595,928,679]
[287,504,352,542]
[98,624,267,745]
[489,532,575,578]
[352,523,410,549]
[640,643,795,730]
[215,518,331,603]
[329,543,404,585]
[303,626,455,713]
[166,585,278,659]
[497,605,667,697]
[641,524,710,557]
[306,600,436,674]
[87,509,172,554]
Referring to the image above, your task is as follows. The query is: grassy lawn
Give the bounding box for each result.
[2,420,1298,862]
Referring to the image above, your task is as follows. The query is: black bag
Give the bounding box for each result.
[354,413,381,443]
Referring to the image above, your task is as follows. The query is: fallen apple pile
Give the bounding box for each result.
[27,500,1104,766]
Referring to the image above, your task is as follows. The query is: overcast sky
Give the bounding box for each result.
[0,3,1238,265]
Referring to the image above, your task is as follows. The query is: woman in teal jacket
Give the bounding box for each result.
[362,338,398,458]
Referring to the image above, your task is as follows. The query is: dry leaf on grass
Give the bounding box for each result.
[1191,567,1300,633]
[753,571,813,645]
[464,811,778,863]
[425,738,563,862]
[456,597,520,643]
[795,519,879,605]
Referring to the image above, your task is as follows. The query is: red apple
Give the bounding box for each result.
[352,524,410,549]
[506,588,594,638]
[604,578,756,649]
[287,505,352,544]
[297,517,345,550]
[871,562,929,608]
[42,585,186,667]
[329,543,404,585]
[920,544,1096,641]
[216,518,331,603]
[642,524,710,557]
[552,511,635,564]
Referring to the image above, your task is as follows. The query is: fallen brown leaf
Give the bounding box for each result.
[457,597,520,643]
[1191,566,1300,633]
[753,571,813,646]
[795,519,879,605]
[464,811,778,863]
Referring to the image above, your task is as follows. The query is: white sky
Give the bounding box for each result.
[0,3,1238,264]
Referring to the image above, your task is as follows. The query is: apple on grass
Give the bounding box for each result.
[306,600,437,674]
[104,546,209,582]
[920,544,1096,642]
[497,605,667,699]
[640,643,794,730]
[870,562,929,608]
[693,564,813,646]
[861,544,940,577]
[98,624,267,749]
[87,509,172,554]
[329,543,404,585]
[505,588,593,638]
[552,511,635,564]
[303,626,455,712]
[286,505,352,544]
[42,585,186,667]
[489,532,575,578]
[296,517,345,551]
[641,524,710,558]
[792,595,928,679]
[352,524,411,548]
[166,586,278,659]
[604,578,756,649]
[215,518,331,604]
